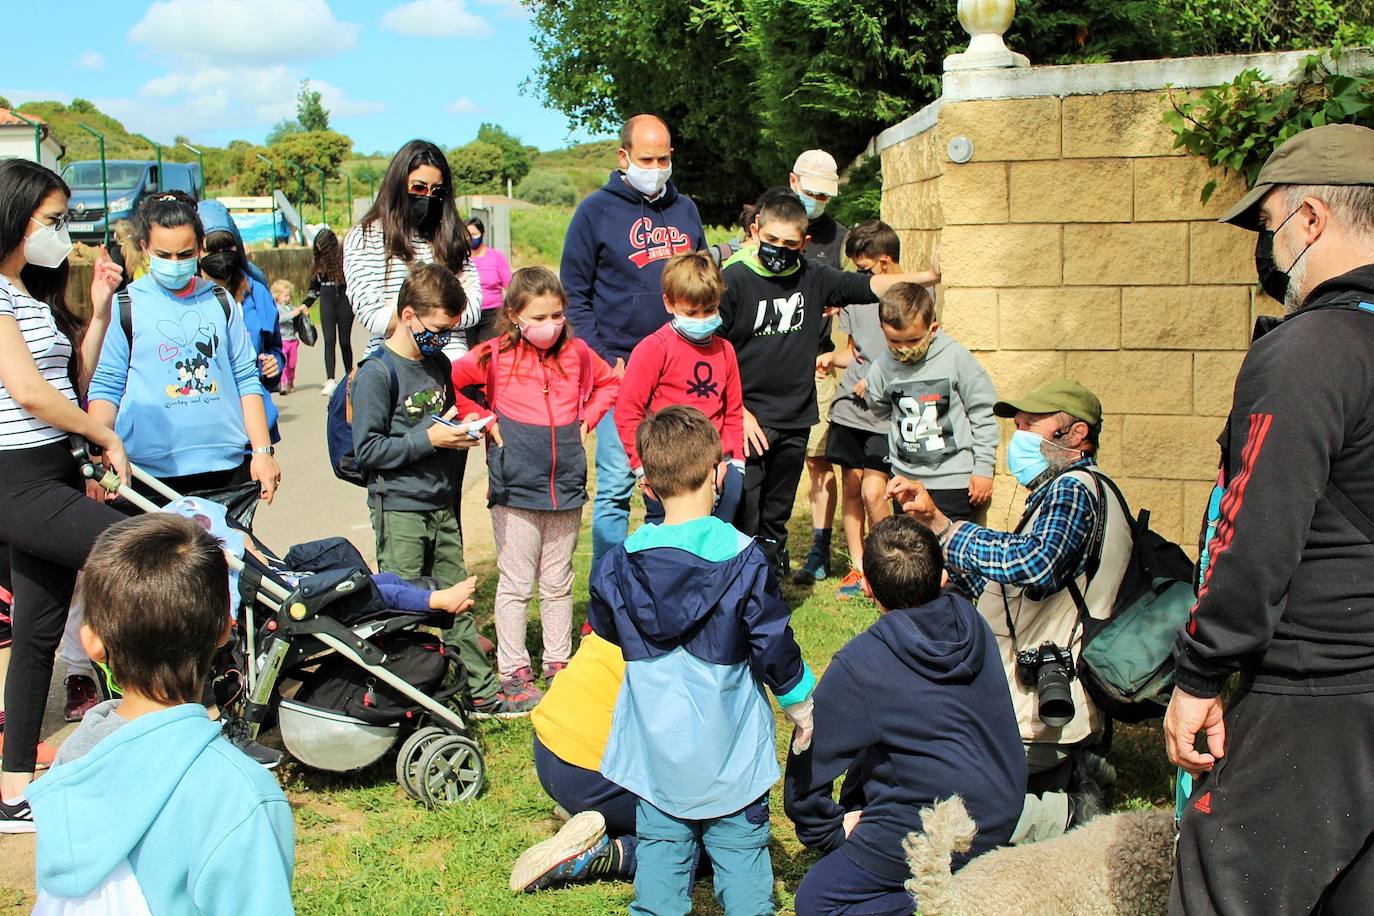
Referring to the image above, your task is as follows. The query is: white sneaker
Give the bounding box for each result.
[321,379,338,397]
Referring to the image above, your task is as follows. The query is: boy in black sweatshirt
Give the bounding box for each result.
[718,194,938,578]
[784,516,1025,916]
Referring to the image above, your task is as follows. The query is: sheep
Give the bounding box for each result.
[903,796,1176,915]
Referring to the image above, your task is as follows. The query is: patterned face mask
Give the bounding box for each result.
[409,322,451,356]
[889,340,932,364]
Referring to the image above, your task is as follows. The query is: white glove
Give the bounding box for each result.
[783,697,814,754]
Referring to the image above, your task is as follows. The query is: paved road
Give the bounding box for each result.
[0,324,498,901]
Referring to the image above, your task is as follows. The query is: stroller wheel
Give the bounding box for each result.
[416,735,485,807]
[395,726,447,802]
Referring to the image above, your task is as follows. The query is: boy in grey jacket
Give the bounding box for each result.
[864,283,998,521]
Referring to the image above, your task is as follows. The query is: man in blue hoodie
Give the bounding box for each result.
[29,513,294,915]
[561,115,708,568]
[589,405,814,915]
[785,515,1025,916]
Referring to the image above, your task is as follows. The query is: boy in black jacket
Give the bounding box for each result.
[719,195,938,578]
[784,516,1025,916]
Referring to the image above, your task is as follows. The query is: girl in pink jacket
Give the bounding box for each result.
[451,267,619,700]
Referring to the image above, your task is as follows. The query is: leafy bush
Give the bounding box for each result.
[511,205,575,267]
[1165,48,1374,201]
[830,156,882,229]
[516,170,579,207]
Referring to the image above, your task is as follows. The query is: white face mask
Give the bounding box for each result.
[24,217,73,270]
[625,163,671,198]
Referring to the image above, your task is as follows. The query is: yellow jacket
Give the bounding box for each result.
[530,632,626,771]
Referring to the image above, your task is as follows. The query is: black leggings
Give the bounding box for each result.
[0,442,123,774]
[320,290,355,380]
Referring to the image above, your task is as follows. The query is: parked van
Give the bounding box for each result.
[61,159,202,242]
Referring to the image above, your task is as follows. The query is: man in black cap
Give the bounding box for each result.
[890,379,1132,843]
[1167,123,1374,912]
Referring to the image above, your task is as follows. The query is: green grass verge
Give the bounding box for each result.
[285,438,1174,915]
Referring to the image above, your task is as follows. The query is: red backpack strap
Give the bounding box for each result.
[575,339,593,421]
[484,338,500,413]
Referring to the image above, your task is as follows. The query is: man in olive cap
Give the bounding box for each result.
[1167,124,1374,912]
[891,379,1133,843]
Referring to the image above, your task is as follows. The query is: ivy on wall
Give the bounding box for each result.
[1165,47,1374,202]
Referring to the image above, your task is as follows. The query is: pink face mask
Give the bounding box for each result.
[519,316,566,350]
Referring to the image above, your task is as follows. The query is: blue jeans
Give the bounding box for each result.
[592,409,636,570]
[632,796,772,916]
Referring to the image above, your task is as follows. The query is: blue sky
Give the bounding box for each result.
[4,0,600,154]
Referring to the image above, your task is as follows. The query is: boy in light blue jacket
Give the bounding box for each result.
[29,514,294,915]
[589,406,815,916]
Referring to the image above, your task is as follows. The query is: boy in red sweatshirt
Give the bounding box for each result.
[615,252,744,526]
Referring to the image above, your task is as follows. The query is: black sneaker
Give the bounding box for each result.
[467,690,539,720]
[220,718,284,770]
[0,797,35,834]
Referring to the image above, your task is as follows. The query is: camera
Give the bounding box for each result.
[1016,642,1076,727]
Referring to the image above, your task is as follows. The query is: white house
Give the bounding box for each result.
[0,109,64,172]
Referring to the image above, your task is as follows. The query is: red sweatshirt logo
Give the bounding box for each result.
[627,217,692,268]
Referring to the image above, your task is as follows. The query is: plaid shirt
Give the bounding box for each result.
[945,458,1100,603]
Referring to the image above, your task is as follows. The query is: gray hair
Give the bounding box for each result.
[1284,184,1374,236]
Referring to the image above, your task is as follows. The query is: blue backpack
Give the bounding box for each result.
[326,351,400,487]
[326,349,453,486]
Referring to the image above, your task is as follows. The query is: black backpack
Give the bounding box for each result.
[293,631,454,726]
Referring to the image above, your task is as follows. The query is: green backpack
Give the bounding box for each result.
[1065,471,1197,723]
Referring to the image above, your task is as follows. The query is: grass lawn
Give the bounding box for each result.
[282,450,1175,915]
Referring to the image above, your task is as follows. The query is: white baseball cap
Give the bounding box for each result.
[792,149,839,197]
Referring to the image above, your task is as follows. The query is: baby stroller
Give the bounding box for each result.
[74,447,485,807]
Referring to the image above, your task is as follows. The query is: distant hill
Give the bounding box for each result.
[530,140,617,197]
[17,100,184,165]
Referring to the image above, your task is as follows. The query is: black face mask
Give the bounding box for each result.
[408,193,435,227]
[757,240,801,274]
[1254,206,1313,305]
[199,250,239,282]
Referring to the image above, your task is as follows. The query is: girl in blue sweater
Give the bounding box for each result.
[88,195,281,503]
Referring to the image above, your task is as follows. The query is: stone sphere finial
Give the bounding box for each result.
[945,0,1030,71]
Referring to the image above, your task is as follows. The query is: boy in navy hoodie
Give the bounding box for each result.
[560,115,708,569]
[589,405,816,916]
[29,514,294,914]
[784,516,1025,916]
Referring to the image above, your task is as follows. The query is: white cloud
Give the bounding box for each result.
[382,0,493,38]
[75,51,106,71]
[475,0,529,19]
[447,97,482,115]
[136,70,381,130]
[129,0,360,63]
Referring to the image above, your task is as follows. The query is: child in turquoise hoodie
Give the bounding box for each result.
[29,514,294,915]
[88,194,280,502]
[589,406,815,916]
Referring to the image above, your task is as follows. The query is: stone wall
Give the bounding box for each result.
[875,57,1324,545]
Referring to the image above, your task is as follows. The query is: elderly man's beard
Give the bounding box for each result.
[1282,236,1310,314]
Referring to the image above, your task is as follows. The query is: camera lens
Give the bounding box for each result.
[1036,663,1075,727]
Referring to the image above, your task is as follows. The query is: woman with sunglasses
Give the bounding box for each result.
[343,139,480,360]
[343,140,481,554]
[0,160,129,827]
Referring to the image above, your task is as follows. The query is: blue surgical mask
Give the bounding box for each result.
[148,254,199,291]
[672,313,722,341]
[797,191,826,219]
[1006,430,1051,487]
[410,323,451,356]
[469,235,483,250]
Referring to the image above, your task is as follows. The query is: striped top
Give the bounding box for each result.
[0,274,77,451]
[342,222,481,362]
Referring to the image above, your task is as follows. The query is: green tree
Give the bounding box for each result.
[297,80,331,132]
[69,98,98,115]
[476,123,533,186]
[238,130,353,199]
[352,162,383,186]
[516,170,579,206]
[448,139,506,193]
[527,0,1374,222]
[0,96,12,110]
[266,118,303,146]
